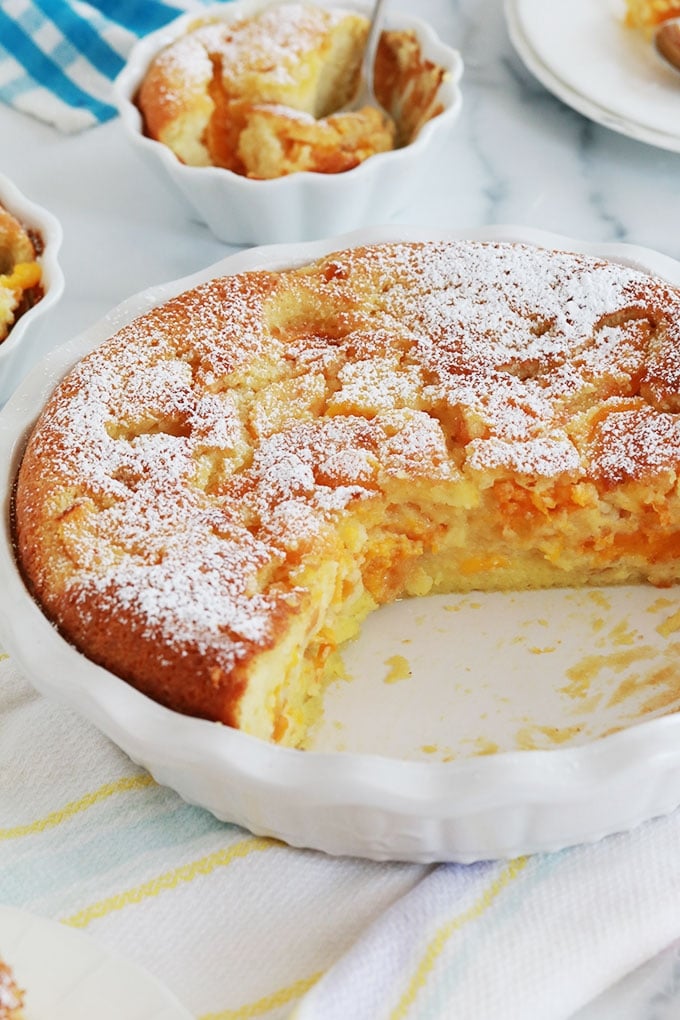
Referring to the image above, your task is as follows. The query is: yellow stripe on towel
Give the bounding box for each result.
[390,857,529,1020]
[199,971,323,1020]
[0,775,155,840]
[63,836,275,928]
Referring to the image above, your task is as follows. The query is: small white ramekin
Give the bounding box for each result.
[0,173,64,406]
[113,0,464,245]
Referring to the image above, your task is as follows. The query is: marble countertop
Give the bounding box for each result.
[2,0,679,397]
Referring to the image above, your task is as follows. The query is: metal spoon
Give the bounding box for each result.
[344,0,390,112]
[654,17,680,74]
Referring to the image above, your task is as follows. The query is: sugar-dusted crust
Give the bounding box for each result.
[136,3,445,177]
[14,241,680,746]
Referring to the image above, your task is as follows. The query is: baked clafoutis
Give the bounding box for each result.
[0,958,24,1020]
[13,241,680,747]
[136,3,446,178]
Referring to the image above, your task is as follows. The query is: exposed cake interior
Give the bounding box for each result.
[13,241,680,747]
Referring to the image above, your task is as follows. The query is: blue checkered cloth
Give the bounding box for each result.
[0,0,225,132]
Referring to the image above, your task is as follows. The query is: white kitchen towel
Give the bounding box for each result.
[0,0,224,133]
[3,645,680,1020]
[290,828,680,1020]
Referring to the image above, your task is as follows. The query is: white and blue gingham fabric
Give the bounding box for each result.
[0,0,223,133]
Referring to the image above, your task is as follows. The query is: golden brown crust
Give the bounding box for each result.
[13,241,680,744]
[138,30,215,165]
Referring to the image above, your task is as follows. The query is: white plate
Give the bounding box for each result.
[505,0,680,152]
[0,906,192,1020]
[1,224,680,864]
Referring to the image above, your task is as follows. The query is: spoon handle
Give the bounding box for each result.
[654,18,680,74]
[362,0,390,99]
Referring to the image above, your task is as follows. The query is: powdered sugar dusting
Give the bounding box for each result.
[157,5,356,90]
[589,408,680,484]
[18,240,680,678]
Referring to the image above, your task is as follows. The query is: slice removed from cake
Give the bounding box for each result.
[13,240,680,747]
